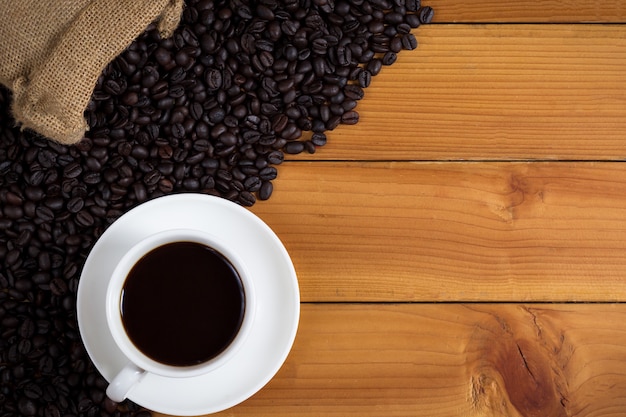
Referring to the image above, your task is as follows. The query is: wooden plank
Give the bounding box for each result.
[250,161,626,302]
[291,25,626,161]
[428,0,626,23]
[154,303,626,417]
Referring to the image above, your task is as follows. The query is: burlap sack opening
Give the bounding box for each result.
[0,0,184,145]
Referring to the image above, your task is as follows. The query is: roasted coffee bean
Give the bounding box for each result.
[19,319,35,339]
[75,210,95,227]
[341,110,360,125]
[243,175,261,192]
[208,107,226,123]
[364,58,381,76]
[37,149,57,168]
[22,382,43,400]
[18,397,38,416]
[62,162,82,179]
[396,22,412,35]
[403,12,420,28]
[205,68,223,89]
[345,84,365,100]
[311,132,328,146]
[158,178,174,193]
[357,69,372,87]
[190,101,204,120]
[236,190,255,206]
[44,404,61,417]
[284,141,305,154]
[401,32,418,50]
[336,44,352,66]
[35,206,54,222]
[66,197,84,213]
[418,6,434,23]
[171,123,186,139]
[186,152,206,165]
[405,0,421,11]
[258,180,273,200]
[266,150,284,164]
[83,172,101,185]
[3,205,23,219]
[103,79,123,95]
[259,166,278,181]
[382,51,397,65]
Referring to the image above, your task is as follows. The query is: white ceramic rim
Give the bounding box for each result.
[105,228,256,379]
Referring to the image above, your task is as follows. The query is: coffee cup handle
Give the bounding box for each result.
[106,362,146,402]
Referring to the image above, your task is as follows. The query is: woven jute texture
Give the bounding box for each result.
[0,0,184,144]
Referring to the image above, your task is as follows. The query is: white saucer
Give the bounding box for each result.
[77,194,300,416]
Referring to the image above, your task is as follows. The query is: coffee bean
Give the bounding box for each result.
[341,110,360,125]
[19,319,35,339]
[266,150,284,165]
[259,181,273,200]
[66,197,84,213]
[3,205,23,220]
[103,79,122,95]
[35,206,54,223]
[65,234,83,247]
[258,50,274,68]
[171,123,186,139]
[345,84,365,100]
[368,58,385,75]
[83,172,101,185]
[22,382,43,400]
[400,11,419,28]
[259,166,278,181]
[37,150,57,168]
[14,278,33,293]
[44,404,61,417]
[418,6,434,23]
[18,397,38,416]
[205,68,223,90]
[354,69,371,87]
[311,132,327,146]
[336,44,353,66]
[208,107,226,124]
[156,177,173,193]
[284,141,305,154]
[75,210,95,227]
[236,190,254,206]
[382,51,397,65]
[190,101,204,120]
[401,32,418,50]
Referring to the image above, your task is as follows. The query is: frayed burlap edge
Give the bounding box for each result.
[10,0,184,145]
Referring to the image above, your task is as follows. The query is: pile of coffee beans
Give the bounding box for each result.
[0,0,433,415]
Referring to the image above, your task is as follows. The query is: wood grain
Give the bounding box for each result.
[428,0,626,22]
[154,304,626,417]
[291,25,626,161]
[250,161,626,302]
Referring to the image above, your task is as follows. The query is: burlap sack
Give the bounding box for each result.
[0,0,184,145]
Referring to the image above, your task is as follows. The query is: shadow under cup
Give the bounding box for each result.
[106,229,256,380]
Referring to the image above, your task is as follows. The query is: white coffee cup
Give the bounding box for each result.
[104,228,256,403]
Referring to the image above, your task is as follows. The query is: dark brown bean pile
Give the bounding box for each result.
[0,0,432,415]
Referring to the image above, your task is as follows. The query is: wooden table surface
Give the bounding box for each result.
[156,2,626,416]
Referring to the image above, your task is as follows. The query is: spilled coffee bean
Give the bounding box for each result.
[0,0,433,415]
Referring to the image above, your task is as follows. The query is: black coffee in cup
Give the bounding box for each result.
[120,241,245,367]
